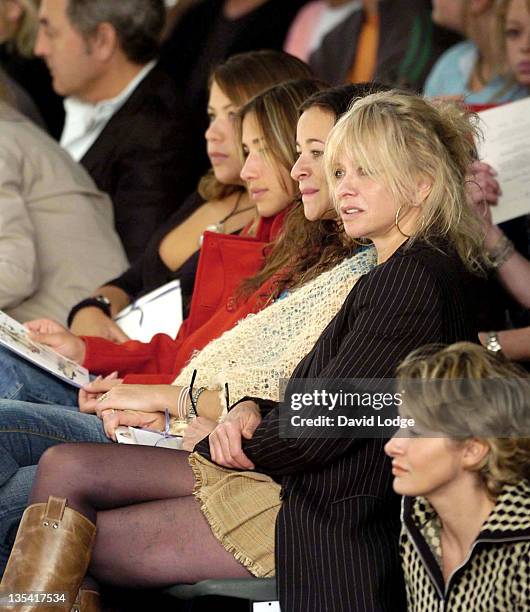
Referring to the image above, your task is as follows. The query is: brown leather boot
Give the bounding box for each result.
[0,496,96,611]
[70,590,100,612]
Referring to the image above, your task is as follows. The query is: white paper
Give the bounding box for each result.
[253,603,281,612]
[114,279,183,342]
[477,98,530,225]
[115,425,183,450]
[0,311,90,387]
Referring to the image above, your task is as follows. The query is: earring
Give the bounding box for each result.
[395,204,412,238]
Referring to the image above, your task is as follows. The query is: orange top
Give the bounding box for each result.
[349,12,380,83]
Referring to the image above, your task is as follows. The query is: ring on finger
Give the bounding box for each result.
[99,392,110,402]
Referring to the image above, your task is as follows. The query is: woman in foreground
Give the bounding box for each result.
[1,91,486,611]
[386,342,530,610]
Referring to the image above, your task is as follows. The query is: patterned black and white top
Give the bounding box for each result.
[401,479,530,611]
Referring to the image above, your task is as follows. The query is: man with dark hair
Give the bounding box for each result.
[35,0,202,262]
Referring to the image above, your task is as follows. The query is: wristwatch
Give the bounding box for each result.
[67,295,112,327]
[485,331,503,356]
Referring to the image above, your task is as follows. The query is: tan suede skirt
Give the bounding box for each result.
[188,452,281,577]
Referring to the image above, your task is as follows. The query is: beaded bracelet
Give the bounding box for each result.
[189,386,206,418]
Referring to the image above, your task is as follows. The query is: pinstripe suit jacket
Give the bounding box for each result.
[241,240,480,612]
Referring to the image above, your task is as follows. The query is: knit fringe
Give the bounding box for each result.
[188,454,273,578]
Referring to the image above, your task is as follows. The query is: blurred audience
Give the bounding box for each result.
[387,342,530,610]
[0,101,127,324]
[425,0,529,103]
[161,0,200,40]
[284,0,361,63]
[160,0,307,140]
[302,0,460,90]
[500,0,530,89]
[0,63,44,126]
[34,0,203,262]
[0,0,64,137]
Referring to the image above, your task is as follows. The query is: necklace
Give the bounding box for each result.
[199,192,255,246]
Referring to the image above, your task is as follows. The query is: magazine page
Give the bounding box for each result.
[115,425,183,449]
[0,311,90,387]
[114,279,183,342]
[477,98,530,224]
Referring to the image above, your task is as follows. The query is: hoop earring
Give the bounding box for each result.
[395,204,412,238]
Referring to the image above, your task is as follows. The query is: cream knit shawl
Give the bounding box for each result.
[172,247,376,412]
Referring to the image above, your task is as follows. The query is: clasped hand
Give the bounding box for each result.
[79,377,178,440]
[208,400,262,470]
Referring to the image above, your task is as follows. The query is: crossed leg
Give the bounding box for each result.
[30,443,252,588]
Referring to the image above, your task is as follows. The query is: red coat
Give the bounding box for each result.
[82,210,288,383]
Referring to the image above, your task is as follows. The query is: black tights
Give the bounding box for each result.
[30,444,252,589]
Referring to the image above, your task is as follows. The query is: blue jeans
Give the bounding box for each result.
[0,400,110,575]
[0,347,79,406]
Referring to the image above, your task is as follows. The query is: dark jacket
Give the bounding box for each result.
[309,0,461,91]
[240,240,482,611]
[80,64,204,262]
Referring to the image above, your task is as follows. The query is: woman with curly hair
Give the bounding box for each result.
[386,342,530,610]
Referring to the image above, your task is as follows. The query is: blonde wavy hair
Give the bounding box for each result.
[396,342,530,498]
[3,0,39,57]
[324,91,487,273]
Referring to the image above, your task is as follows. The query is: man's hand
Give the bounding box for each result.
[182,416,218,451]
[78,372,123,413]
[101,408,166,441]
[25,319,86,363]
[208,400,262,470]
[70,307,130,343]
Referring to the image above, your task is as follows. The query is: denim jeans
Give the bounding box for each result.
[0,400,110,575]
[0,346,79,406]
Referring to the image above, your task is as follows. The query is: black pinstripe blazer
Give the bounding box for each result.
[241,240,481,612]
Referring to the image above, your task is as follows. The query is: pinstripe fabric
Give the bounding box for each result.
[241,240,481,612]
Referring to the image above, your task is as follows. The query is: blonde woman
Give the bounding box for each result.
[385,342,530,610]
[0,0,64,136]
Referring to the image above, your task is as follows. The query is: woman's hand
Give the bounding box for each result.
[466,161,506,251]
[25,319,86,363]
[94,383,180,417]
[100,408,166,441]
[466,161,501,212]
[182,416,218,451]
[70,307,130,343]
[208,401,262,470]
[78,373,123,413]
